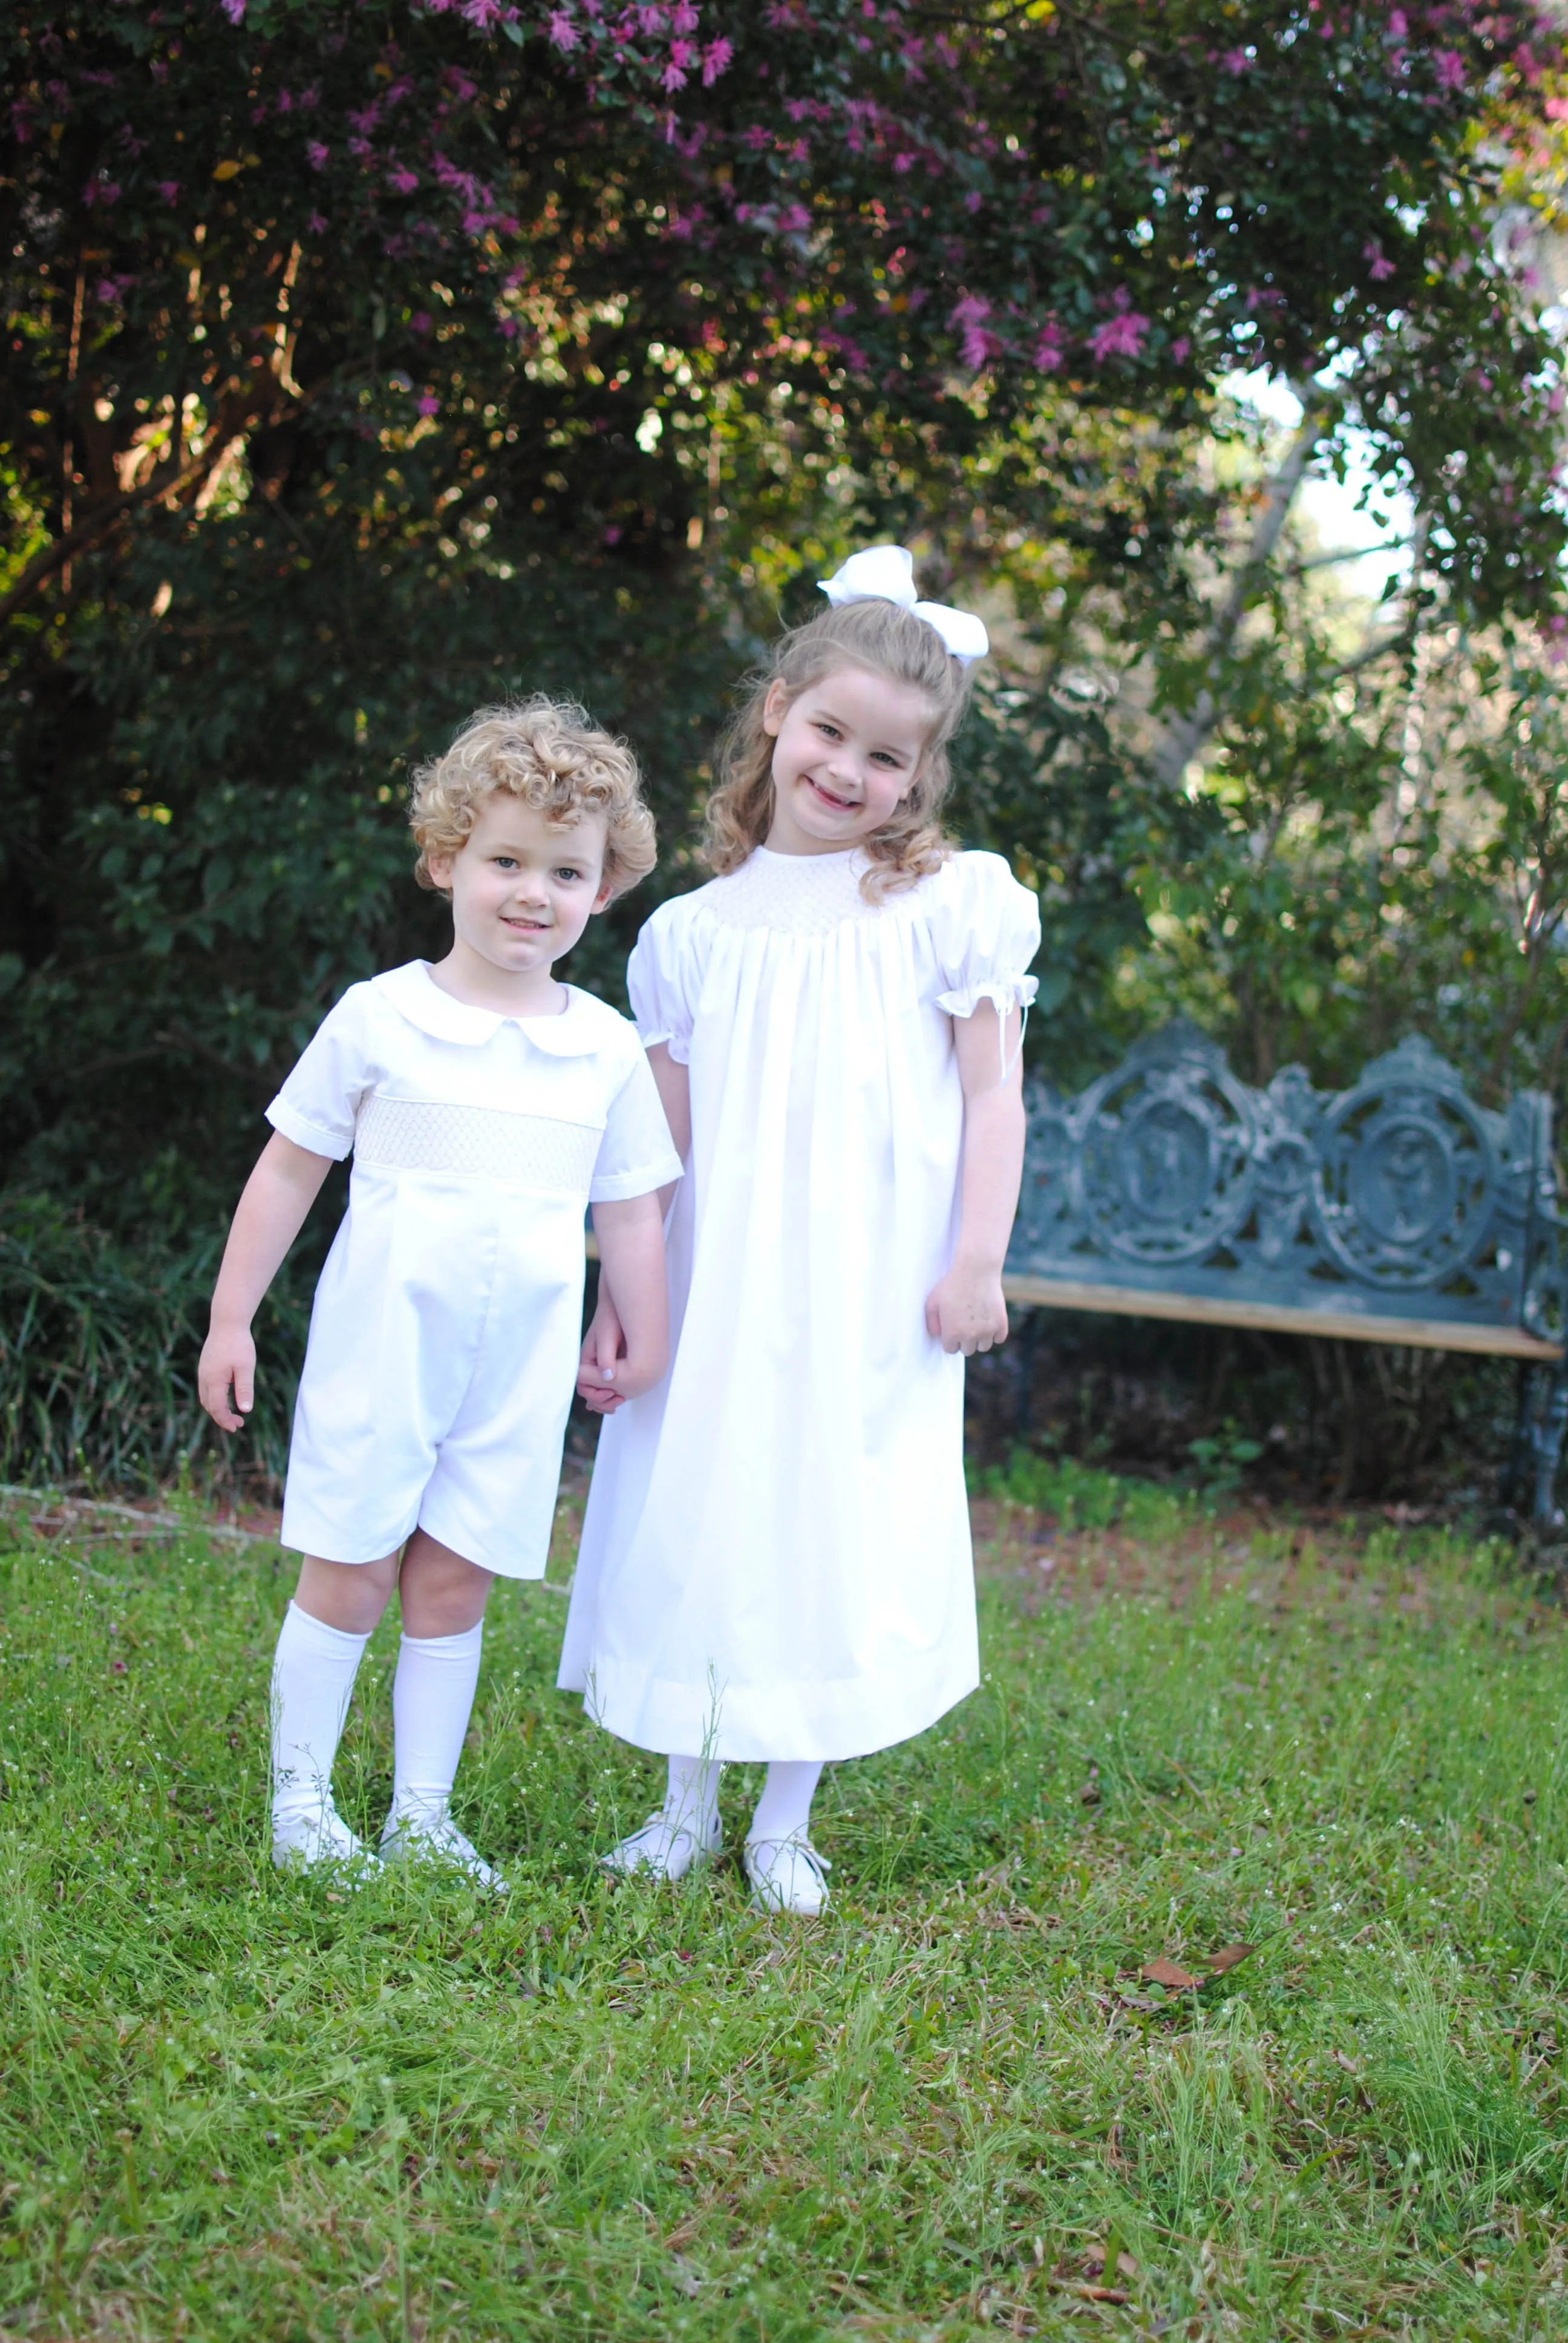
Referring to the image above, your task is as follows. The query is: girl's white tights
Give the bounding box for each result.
[661,1754,826,1845]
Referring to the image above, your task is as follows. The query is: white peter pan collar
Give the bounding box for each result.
[372,961,619,1057]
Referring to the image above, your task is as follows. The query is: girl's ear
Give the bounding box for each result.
[761,678,789,738]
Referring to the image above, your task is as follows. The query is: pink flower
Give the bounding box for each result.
[950,292,991,370]
[307,211,327,233]
[155,179,180,201]
[306,139,330,169]
[1033,321,1064,370]
[1172,335,1191,363]
[638,5,667,28]
[1363,238,1396,281]
[668,37,695,66]
[418,395,440,416]
[702,36,731,84]
[462,0,501,25]
[547,8,578,47]
[412,310,432,334]
[389,165,419,192]
[777,202,809,231]
[1434,49,1466,92]
[1089,307,1148,361]
[1388,9,1407,35]
[1220,46,1251,72]
[220,0,245,21]
[662,61,688,88]
[671,1,699,26]
[893,151,915,173]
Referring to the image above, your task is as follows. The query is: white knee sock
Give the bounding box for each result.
[270,1601,371,1824]
[748,1759,825,1846]
[664,1752,722,1838]
[388,1620,485,1827]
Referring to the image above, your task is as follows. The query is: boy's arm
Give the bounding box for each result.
[199,1131,334,1430]
[579,1041,688,1410]
[583,1191,669,1409]
[924,1001,1026,1357]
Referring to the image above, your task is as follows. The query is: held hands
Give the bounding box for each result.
[198,1320,256,1432]
[925,1260,1010,1357]
[577,1287,665,1414]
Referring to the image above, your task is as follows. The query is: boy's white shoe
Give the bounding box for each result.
[379,1806,508,1895]
[272,1800,382,1878]
[744,1834,831,1916]
[602,1806,723,1881]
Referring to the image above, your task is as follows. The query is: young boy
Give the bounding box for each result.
[199,698,679,1886]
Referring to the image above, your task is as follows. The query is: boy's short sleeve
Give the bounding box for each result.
[266,988,374,1161]
[588,1044,685,1204]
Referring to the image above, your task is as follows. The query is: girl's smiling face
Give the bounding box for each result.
[426,795,612,1001]
[762,662,935,856]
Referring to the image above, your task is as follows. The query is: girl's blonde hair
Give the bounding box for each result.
[410,696,656,899]
[707,598,976,897]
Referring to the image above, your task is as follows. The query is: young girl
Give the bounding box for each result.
[199,699,681,1886]
[560,547,1040,1914]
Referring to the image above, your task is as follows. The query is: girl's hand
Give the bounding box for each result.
[200,1321,256,1431]
[578,1288,629,1415]
[924,1263,1009,1357]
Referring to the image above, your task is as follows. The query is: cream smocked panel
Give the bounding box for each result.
[353,1094,601,1192]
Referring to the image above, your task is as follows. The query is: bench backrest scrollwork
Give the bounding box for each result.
[1007,1023,1567,1345]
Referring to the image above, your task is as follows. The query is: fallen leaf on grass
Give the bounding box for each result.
[1079,1781,1102,1807]
[1139,1944,1255,1992]
[1331,2049,1362,2077]
[1141,1957,1201,1990]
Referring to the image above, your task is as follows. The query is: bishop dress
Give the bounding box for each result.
[558,845,1041,1761]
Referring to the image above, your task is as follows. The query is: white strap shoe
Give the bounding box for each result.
[380,1806,509,1895]
[602,1806,723,1881]
[743,1834,831,1916]
[272,1800,382,1879]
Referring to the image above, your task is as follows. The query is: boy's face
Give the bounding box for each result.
[428,796,613,981]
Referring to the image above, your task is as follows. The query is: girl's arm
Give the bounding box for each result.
[925,1001,1026,1356]
[580,1043,688,1412]
[582,1191,670,1410]
[198,1131,335,1431]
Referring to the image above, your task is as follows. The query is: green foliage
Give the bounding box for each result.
[0,1191,310,1489]
[2,1498,1567,2334]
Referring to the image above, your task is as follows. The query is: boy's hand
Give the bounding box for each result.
[199,1322,256,1432]
[924,1262,1009,1357]
[578,1291,628,1415]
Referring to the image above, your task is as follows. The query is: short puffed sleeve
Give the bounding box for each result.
[626,896,704,1066]
[589,1045,685,1203]
[929,851,1042,1021]
[266,984,375,1160]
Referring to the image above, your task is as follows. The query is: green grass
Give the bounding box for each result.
[3,1472,1568,2339]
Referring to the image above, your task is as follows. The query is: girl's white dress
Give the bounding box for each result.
[558,847,1040,1761]
[267,962,681,1580]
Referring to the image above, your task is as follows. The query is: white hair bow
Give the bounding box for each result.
[818,545,989,667]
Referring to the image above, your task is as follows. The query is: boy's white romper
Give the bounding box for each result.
[267,961,682,1578]
[559,846,1040,1761]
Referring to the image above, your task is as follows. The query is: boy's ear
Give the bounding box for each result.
[425,850,454,893]
[592,875,615,913]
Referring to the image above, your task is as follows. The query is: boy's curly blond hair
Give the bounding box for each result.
[410,696,656,900]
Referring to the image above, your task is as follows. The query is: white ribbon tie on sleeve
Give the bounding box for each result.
[818,545,989,667]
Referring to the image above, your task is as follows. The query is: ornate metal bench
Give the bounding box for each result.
[1000,1024,1568,1525]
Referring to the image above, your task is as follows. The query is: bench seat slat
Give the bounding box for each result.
[1000,1274,1563,1360]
